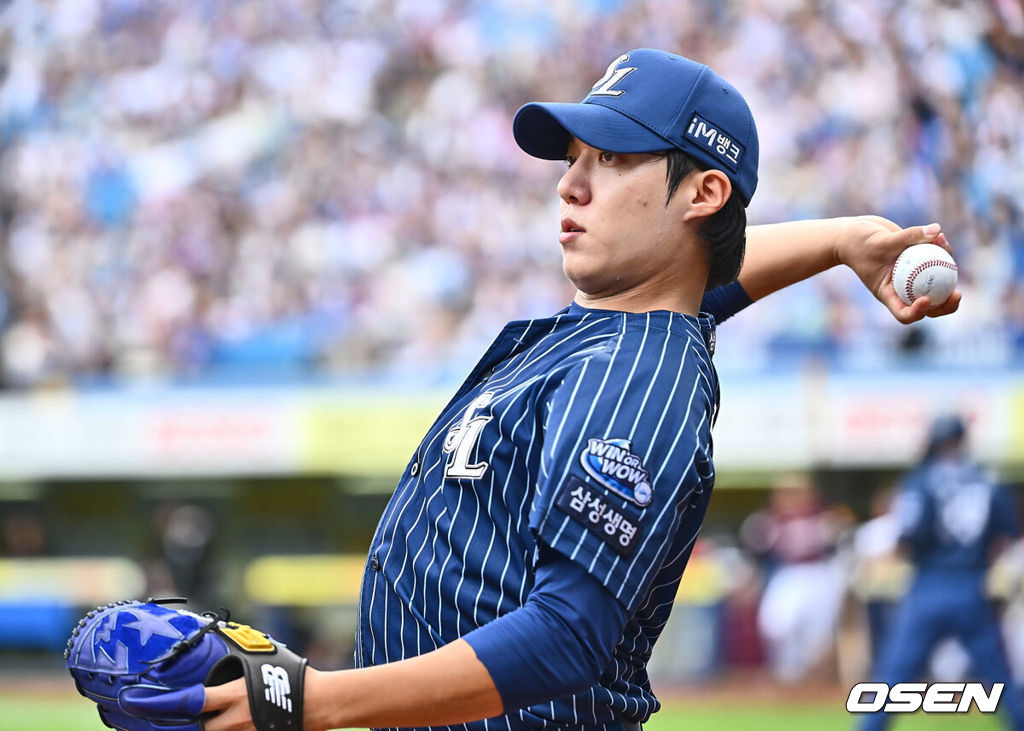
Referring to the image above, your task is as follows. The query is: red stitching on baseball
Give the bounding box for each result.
[904,260,957,303]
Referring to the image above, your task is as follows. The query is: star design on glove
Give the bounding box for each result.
[121,609,186,646]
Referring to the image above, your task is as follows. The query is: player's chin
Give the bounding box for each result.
[564,270,614,298]
[561,257,597,293]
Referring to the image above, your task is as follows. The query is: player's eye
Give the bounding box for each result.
[598,151,617,164]
[564,155,577,168]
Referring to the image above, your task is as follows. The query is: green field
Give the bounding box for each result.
[647,701,1002,730]
[0,693,1004,730]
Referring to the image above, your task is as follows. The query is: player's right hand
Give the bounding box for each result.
[836,216,961,325]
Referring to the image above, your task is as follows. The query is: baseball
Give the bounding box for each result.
[891,243,958,307]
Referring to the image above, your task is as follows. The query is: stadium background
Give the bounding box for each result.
[0,0,1023,728]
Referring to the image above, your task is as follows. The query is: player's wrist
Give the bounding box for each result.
[301,667,347,731]
[831,215,868,267]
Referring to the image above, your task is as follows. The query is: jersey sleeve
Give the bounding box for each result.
[528,321,716,614]
[894,472,932,549]
[700,280,753,324]
[463,544,629,713]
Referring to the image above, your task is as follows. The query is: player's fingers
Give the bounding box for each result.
[931,231,954,255]
[203,679,258,731]
[202,678,245,712]
[918,222,941,241]
[926,289,962,318]
[874,223,942,265]
[201,700,257,731]
[881,288,928,324]
[902,296,933,324]
[202,704,256,731]
[897,222,941,247]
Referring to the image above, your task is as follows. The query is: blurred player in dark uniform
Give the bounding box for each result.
[859,414,1024,730]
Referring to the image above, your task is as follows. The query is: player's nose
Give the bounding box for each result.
[557,161,591,206]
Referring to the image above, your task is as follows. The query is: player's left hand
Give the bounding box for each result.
[66,599,308,731]
[203,677,258,731]
[836,216,961,324]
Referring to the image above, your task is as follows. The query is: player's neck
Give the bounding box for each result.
[573,273,707,316]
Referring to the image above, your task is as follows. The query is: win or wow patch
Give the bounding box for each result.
[579,437,653,507]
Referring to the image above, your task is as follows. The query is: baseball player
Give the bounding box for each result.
[742,474,851,683]
[859,415,1024,731]
[203,49,958,731]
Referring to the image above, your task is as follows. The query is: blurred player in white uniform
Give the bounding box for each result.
[742,473,851,682]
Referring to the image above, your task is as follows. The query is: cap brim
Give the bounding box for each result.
[513,102,674,159]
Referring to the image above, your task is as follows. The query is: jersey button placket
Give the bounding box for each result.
[369,553,380,572]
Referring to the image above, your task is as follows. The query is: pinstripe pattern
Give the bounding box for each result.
[356,302,719,730]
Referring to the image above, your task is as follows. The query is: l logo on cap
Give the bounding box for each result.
[589,53,636,97]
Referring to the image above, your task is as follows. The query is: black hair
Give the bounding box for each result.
[662,149,747,291]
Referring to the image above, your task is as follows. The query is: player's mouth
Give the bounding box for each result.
[559,218,585,245]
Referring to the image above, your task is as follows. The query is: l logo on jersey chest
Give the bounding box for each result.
[443,392,494,479]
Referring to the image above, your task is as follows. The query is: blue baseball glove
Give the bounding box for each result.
[65,598,307,731]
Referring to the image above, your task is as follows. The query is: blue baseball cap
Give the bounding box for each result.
[513,49,759,206]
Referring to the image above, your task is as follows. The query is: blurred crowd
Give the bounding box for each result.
[1,0,1023,389]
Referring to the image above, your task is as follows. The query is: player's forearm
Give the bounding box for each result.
[303,638,503,730]
[740,216,872,301]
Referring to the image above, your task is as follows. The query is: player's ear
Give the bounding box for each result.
[680,169,731,221]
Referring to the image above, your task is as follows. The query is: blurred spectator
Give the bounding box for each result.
[859,414,1024,730]
[740,472,852,683]
[0,0,1022,390]
[0,509,48,556]
[147,501,216,607]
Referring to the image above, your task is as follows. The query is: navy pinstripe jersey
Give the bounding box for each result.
[355,301,719,730]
